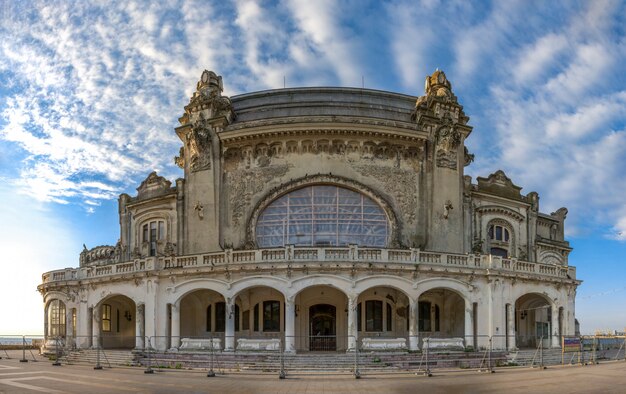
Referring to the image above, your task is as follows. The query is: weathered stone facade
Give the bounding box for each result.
[39,70,579,354]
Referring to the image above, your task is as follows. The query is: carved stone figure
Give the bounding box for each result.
[174,146,185,169]
[187,121,212,172]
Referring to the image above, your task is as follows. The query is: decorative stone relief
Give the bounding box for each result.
[187,120,212,172]
[352,164,417,225]
[228,165,290,227]
[174,147,185,169]
[435,124,461,170]
[182,70,235,124]
[463,146,474,167]
[136,171,173,199]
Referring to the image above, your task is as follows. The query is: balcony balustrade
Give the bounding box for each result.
[41,245,575,284]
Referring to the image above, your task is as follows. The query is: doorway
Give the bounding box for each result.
[309,304,336,351]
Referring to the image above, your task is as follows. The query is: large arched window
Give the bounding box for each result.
[255,185,389,248]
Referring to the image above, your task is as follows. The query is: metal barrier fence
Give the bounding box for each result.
[2,333,625,379]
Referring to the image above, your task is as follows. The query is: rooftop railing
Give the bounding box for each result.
[40,246,575,284]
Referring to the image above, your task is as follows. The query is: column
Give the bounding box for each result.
[91,305,100,349]
[284,297,296,353]
[170,302,181,349]
[135,303,145,350]
[408,298,419,351]
[224,298,235,351]
[43,307,49,343]
[347,295,358,352]
[551,305,560,348]
[506,303,516,350]
[87,307,93,348]
[464,300,474,350]
[65,309,73,349]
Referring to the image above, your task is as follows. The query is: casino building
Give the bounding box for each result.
[39,70,580,354]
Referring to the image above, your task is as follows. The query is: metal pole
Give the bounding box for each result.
[279,337,286,379]
[144,336,154,374]
[52,337,61,366]
[488,336,494,373]
[94,336,102,370]
[424,338,432,377]
[207,337,215,377]
[20,336,28,362]
[539,335,546,369]
[592,337,597,365]
[354,336,360,379]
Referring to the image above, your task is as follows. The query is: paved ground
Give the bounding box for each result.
[1,350,625,393]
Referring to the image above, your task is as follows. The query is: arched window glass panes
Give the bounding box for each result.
[48,300,66,337]
[256,185,389,248]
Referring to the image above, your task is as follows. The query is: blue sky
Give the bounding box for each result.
[0,0,625,335]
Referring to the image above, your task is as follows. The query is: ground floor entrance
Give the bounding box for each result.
[309,304,336,351]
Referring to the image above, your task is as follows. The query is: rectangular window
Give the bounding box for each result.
[496,226,503,241]
[215,302,225,332]
[150,222,157,256]
[143,224,148,242]
[102,304,111,332]
[366,300,383,332]
[357,302,362,332]
[386,303,392,332]
[263,301,280,332]
[435,305,440,332]
[116,309,120,332]
[418,302,431,332]
[158,221,165,240]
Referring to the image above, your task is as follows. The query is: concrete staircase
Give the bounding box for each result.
[139,351,508,373]
[64,349,138,367]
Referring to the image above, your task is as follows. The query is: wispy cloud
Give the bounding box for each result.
[0,0,625,245]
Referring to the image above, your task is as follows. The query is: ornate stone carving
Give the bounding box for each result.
[183,70,234,123]
[136,172,173,199]
[174,147,185,169]
[443,200,453,219]
[352,164,416,226]
[187,120,212,172]
[475,170,523,200]
[194,201,204,219]
[164,242,176,257]
[435,120,461,170]
[463,146,474,167]
[229,165,291,227]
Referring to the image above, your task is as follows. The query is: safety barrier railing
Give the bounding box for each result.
[3,333,625,378]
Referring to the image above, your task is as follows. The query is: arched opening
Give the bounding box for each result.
[97,295,136,349]
[357,286,410,341]
[418,289,466,347]
[234,286,285,342]
[515,293,552,349]
[179,289,226,341]
[294,285,348,351]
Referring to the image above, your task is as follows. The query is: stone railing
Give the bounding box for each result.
[41,258,154,284]
[41,246,574,284]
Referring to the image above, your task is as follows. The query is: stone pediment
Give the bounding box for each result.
[136,171,172,199]
[476,170,522,200]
